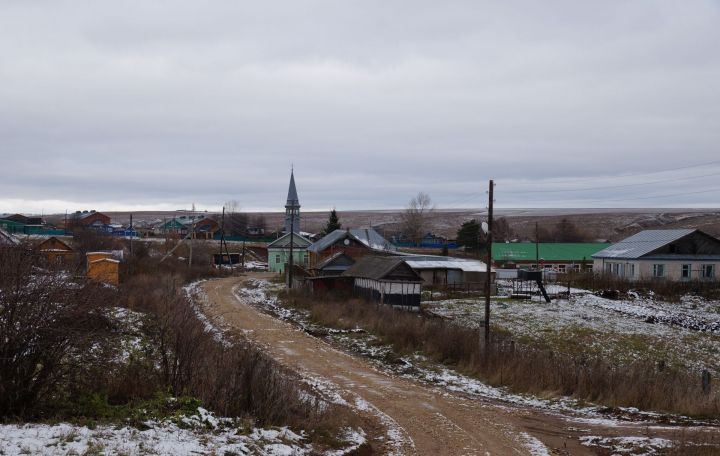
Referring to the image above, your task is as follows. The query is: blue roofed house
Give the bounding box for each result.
[306,228,397,272]
[592,229,720,281]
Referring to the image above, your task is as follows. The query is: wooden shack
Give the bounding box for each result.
[342,256,422,308]
[86,252,120,285]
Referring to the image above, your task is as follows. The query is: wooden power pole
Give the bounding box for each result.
[484,179,494,344]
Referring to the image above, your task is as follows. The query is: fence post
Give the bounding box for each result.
[702,370,711,394]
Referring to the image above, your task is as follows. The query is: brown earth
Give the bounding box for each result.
[200,273,718,455]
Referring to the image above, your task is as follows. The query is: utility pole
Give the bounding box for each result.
[484,179,494,345]
[129,213,134,275]
[535,222,540,269]
[288,206,295,289]
[189,204,195,268]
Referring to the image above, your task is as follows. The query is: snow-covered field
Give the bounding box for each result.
[425,290,720,375]
[0,409,322,456]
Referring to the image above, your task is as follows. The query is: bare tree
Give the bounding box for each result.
[224,200,248,237]
[401,192,435,244]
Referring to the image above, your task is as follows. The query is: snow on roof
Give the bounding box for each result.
[404,259,488,272]
[592,229,696,259]
[307,228,396,253]
[90,258,120,264]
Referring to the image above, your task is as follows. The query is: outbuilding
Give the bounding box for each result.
[342,256,423,308]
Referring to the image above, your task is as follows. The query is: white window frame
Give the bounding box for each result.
[652,264,665,278]
[681,264,692,280]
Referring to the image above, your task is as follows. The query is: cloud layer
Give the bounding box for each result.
[1,1,719,213]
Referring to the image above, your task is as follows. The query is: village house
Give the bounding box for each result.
[306,228,397,270]
[0,214,45,234]
[267,232,313,273]
[592,229,720,281]
[35,236,76,265]
[342,255,423,308]
[69,210,112,229]
[492,242,609,273]
[193,217,220,240]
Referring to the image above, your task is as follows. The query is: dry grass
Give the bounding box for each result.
[285,291,720,418]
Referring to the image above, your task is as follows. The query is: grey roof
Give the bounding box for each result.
[592,229,696,259]
[267,231,312,248]
[307,228,397,253]
[286,170,299,206]
[342,256,421,281]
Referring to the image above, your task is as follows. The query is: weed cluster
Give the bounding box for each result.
[286,290,720,418]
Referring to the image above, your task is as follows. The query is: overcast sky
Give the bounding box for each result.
[1,1,719,214]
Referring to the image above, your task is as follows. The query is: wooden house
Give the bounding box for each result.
[342,256,422,308]
[36,237,75,265]
[70,211,111,229]
[194,217,220,240]
[307,228,396,269]
[267,232,312,273]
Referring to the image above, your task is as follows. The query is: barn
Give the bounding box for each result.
[342,256,423,308]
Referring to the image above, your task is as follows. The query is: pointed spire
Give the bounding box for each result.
[286,169,299,206]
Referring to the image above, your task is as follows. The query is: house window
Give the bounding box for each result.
[628,264,635,277]
[558,264,566,273]
[652,264,665,278]
[701,264,715,279]
[275,254,280,263]
[681,264,692,280]
[573,264,581,272]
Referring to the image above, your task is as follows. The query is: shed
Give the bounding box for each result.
[342,256,422,307]
[402,256,491,285]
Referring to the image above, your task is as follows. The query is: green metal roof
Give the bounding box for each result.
[492,242,610,263]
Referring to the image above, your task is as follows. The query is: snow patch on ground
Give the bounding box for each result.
[0,418,310,456]
[518,431,552,456]
[579,435,674,455]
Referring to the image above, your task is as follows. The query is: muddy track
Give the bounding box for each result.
[200,274,716,455]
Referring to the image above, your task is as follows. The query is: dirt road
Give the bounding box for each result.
[200,275,714,455]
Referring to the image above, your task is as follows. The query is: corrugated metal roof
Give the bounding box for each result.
[308,228,396,253]
[493,243,610,262]
[343,256,421,281]
[592,229,696,259]
[404,259,487,272]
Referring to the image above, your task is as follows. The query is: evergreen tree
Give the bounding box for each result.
[456,219,484,253]
[322,209,342,235]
